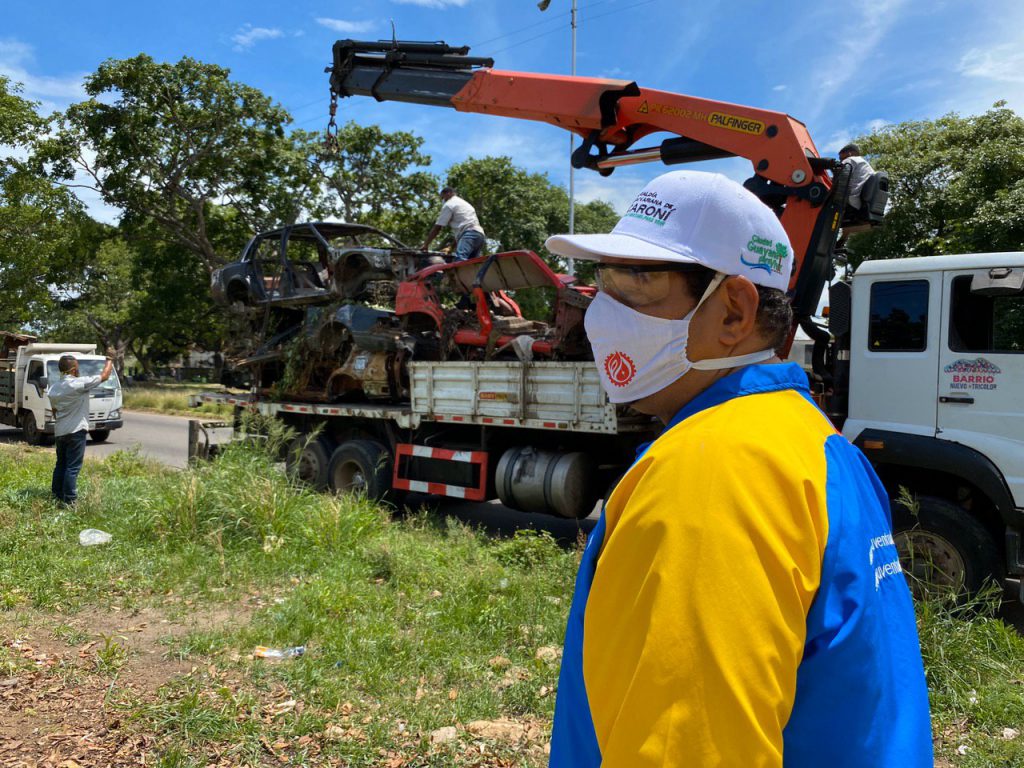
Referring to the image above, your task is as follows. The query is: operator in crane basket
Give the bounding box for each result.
[544,170,931,767]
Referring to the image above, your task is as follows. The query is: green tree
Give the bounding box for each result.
[41,55,317,273]
[847,102,1024,264]
[297,123,438,244]
[445,156,618,263]
[48,231,225,375]
[0,76,90,328]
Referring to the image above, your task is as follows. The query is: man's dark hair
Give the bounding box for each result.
[441,186,455,196]
[680,267,793,353]
[58,355,77,374]
[839,143,861,157]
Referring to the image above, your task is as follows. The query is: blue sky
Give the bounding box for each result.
[4,0,1023,223]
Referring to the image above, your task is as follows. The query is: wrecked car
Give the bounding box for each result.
[219,223,597,404]
[211,222,443,308]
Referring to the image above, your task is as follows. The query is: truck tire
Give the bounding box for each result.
[22,412,44,446]
[285,435,334,491]
[891,494,1001,599]
[328,439,393,502]
[90,430,111,443]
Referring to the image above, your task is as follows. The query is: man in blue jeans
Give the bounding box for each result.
[47,354,113,504]
[421,187,487,261]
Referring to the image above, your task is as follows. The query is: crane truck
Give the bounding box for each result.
[194,40,1021,597]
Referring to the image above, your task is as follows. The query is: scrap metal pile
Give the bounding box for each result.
[211,222,595,402]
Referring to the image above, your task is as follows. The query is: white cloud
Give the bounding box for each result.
[0,38,85,103]
[450,122,566,173]
[315,18,377,34]
[573,174,642,216]
[231,24,284,52]
[391,0,471,8]
[959,44,1024,84]
[772,84,787,92]
[821,117,891,155]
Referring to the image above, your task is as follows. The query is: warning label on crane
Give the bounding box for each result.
[635,101,765,136]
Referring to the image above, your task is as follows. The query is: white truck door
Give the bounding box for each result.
[938,267,1024,508]
[23,360,47,425]
[847,275,941,438]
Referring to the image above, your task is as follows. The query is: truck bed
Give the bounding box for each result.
[0,369,14,404]
[191,362,651,435]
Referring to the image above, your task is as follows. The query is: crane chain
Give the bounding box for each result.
[324,89,340,153]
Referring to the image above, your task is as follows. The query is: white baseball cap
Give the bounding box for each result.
[546,170,794,291]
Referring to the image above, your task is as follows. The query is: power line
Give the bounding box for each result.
[471,9,571,50]
[485,0,660,58]
[470,0,619,51]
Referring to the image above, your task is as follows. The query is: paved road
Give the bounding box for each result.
[0,410,192,468]
[0,410,600,542]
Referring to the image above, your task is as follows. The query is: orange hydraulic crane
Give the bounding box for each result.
[326,39,878,329]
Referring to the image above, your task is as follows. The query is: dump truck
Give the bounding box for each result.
[0,333,124,445]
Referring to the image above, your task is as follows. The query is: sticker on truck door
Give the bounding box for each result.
[943,358,1002,390]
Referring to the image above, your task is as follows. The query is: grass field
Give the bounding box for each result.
[121,383,233,418]
[2,440,1024,766]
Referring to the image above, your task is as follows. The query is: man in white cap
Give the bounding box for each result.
[545,170,931,767]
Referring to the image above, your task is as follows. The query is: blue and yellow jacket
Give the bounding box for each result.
[550,363,932,767]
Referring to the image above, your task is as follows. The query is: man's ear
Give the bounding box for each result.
[717,276,760,347]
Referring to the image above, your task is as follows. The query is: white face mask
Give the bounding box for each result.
[584,273,775,403]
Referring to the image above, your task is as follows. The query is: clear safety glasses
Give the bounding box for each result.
[593,262,707,308]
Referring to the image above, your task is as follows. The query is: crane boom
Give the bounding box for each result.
[327,39,852,321]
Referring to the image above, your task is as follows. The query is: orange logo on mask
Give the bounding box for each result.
[604,351,636,387]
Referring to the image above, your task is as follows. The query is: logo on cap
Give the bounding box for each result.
[624,191,677,228]
[741,235,788,274]
[603,351,637,387]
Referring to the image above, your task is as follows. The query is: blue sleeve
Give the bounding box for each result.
[782,435,932,767]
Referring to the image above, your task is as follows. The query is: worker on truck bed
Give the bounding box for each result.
[544,170,931,768]
[839,142,876,218]
[47,354,113,505]
[421,186,486,261]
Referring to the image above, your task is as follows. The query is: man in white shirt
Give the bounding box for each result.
[421,187,487,261]
[839,143,875,213]
[47,354,113,504]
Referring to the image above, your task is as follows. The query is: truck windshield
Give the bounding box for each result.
[46,360,120,391]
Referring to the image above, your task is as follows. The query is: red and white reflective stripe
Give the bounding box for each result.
[392,478,471,500]
[401,444,483,463]
[392,443,488,501]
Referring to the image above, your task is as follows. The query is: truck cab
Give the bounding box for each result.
[0,342,124,445]
[840,253,1024,596]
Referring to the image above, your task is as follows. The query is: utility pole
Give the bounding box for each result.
[538,0,578,276]
[569,0,577,238]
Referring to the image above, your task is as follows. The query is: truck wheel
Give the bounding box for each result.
[892,494,1001,599]
[90,430,111,443]
[22,412,43,446]
[328,439,393,502]
[285,435,334,491]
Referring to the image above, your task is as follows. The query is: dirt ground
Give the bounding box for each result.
[0,602,251,767]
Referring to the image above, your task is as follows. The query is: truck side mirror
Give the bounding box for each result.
[35,376,49,394]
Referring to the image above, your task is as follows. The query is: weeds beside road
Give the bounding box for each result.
[1,441,1024,766]
[121,382,232,418]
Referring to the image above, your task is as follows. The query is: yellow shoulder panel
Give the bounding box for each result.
[584,389,834,767]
